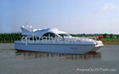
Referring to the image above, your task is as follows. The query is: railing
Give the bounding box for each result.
[20,36,95,45]
[76,36,98,40]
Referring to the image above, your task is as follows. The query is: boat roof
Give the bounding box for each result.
[21,25,67,36]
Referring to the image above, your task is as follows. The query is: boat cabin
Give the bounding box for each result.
[21,27,71,41]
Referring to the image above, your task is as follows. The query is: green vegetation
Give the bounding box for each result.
[0,33,22,43]
[0,33,119,44]
[71,33,119,44]
[102,37,119,44]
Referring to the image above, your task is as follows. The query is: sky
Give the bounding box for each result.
[1,0,119,34]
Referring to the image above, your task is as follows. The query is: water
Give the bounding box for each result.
[0,43,119,74]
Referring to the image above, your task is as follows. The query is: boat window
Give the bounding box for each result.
[29,36,39,40]
[41,32,57,40]
[42,32,56,37]
[58,34,70,37]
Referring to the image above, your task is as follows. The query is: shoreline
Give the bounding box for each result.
[102,41,119,45]
[0,33,119,45]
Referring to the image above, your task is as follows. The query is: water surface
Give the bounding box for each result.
[0,43,119,74]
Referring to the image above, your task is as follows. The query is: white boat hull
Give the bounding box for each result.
[15,41,102,54]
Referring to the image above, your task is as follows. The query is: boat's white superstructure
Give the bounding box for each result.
[15,25,103,54]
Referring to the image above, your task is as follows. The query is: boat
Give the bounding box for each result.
[15,25,103,54]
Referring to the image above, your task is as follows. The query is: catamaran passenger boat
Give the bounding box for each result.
[15,25,103,54]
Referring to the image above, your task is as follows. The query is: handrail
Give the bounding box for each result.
[20,36,95,44]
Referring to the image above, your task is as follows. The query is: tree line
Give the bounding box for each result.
[0,33,119,43]
[71,33,119,38]
[0,33,22,43]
